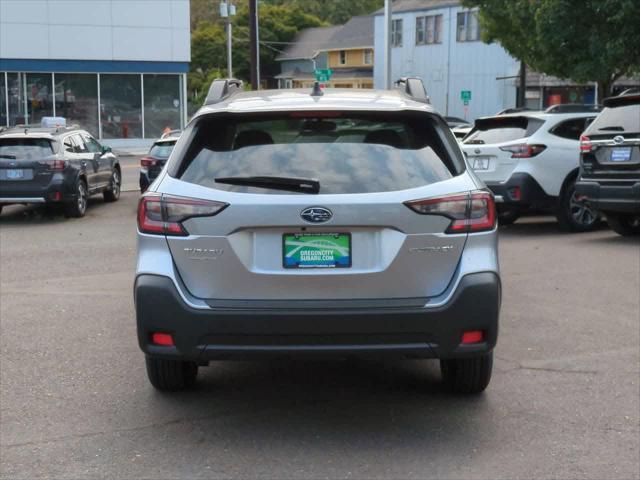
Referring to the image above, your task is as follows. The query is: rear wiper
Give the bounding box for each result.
[214,175,320,194]
[598,126,624,131]
[0,154,17,159]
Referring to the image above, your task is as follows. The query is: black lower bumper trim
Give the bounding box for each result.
[135,272,501,361]
[486,173,555,209]
[575,180,640,213]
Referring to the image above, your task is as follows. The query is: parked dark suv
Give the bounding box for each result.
[139,131,180,193]
[576,93,640,235]
[0,124,121,217]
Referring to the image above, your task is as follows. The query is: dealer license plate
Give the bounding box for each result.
[283,233,351,269]
[472,157,490,170]
[6,169,25,180]
[610,147,632,162]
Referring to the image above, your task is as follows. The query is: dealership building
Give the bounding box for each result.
[0,0,190,146]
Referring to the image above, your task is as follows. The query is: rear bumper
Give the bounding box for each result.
[134,272,501,361]
[485,173,555,210]
[575,180,640,213]
[0,174,78,205]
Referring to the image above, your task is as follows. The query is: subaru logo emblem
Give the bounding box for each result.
[301,207,332,223]
[613,135,625,145]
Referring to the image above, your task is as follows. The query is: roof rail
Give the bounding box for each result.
[618,87,640,96]
[544,103,603,114]
[394,77,430,104]
[204,78,243,106]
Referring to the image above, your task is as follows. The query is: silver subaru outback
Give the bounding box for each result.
[135,79,500,394]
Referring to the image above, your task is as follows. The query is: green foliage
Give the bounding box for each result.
[264,0,383,24]
[189,1,327,106]
[463,0,640,95]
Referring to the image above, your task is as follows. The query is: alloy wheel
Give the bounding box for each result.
[569,191,597,226]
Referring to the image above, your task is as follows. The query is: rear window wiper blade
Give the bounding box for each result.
[597,126,624,131]
[214,176,320,194]
[0,154,17,159]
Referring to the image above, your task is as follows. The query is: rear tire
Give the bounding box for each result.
[606,213,640,236]
[440,352,493,394]
[556,179,599,232]
[145,356,198,391]
[497,208,520,225]
[65,179,88,218]
[103,169,121,202]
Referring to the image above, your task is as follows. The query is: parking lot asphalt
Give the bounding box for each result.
[1,163,639,479]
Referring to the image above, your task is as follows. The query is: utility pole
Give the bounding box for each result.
[220,1,236,78]
[249,0,259,90]
[517,61,526,108]
[383,0,392,89]
[256,0,260,88]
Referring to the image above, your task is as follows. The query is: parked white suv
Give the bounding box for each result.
[461,106,601,230]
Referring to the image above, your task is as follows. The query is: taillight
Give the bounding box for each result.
[42,159,67,171]
[579,135,592,152]
[405,191,496,233]
[140,157,158,167]
[137,193,228,236]
[499,144,546,158]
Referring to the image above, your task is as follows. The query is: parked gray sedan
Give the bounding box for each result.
[134,79,501,394]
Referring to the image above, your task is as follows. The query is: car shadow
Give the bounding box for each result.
[498,216,609,237]
[0,197,113,225]
[141,358,491,450]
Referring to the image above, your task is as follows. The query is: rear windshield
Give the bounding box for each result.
[464,117,544,144]
[0,138,54,159]
[149,141,176,158]
[172,113,461,195]
[585,104,640,134]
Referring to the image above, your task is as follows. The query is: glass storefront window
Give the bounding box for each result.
[100,74,142,139]
[7,73,28,126]
[143,74,181,139]
[26,73,53,125]
[55,74,99,137]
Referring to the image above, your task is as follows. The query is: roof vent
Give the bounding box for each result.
[394,77,430,104]
[311,81,324,97]
[204,78,243,105]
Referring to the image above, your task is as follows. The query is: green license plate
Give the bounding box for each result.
[283,233,351,269]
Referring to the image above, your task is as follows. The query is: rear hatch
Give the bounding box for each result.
[147,111,485,301]
[461,116,545,183]
[580,96,640,183]
[0,137,57,194]
[142,140,176,178]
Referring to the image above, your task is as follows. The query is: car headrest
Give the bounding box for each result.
[233,130,274,150]
[363,129,405,149]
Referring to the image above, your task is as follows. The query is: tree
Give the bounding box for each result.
[189,2,325,104]
[463,0,640,99]
[264,0,383,24]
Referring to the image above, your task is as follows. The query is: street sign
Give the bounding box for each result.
[460,90,472,102]
[314,69,333,82]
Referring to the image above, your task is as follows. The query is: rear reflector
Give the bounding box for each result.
[138,193,228,236]
[461,330,484,344]
[405,191,496,234]
[151,332,174,346]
